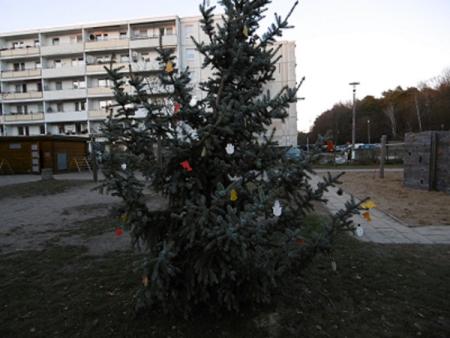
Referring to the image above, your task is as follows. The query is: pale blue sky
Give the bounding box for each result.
[1,0,449,132]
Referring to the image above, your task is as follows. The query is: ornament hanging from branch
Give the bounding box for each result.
[362,211,372,222]
[174,102,181,113]
[272,200,282,217]
[225,143,235,155]
[165,61,174,74]
[115,227,124,237]
[230,189,238,202]
[243,25,249,38]
[121,163,127,171]
[180,160,193,172]
[355,224,364,237]
[361,199,376,210]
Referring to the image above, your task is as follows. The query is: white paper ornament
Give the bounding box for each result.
[191,96,198,105]
[227,174,240,182]
[355,224,364,237]
[272,200,282,217]
[225,143,235,155]
[331,261,337,271]
[121,163,127,171]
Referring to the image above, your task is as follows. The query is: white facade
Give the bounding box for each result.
[0,16,297,146]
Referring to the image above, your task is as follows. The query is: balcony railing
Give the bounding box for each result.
[86,63,128,74]
[87,87,114,96]
[1,68,41,79]
[43,88,86,100]
[42,65,85,78]
[88,110,110,119]
[4,113,44,122]
[130,34,177,49]
[45,111,88,123]
[85,38,129,51]
[1,91,43,100]
[0,46,40,58]
[40,42,84,56]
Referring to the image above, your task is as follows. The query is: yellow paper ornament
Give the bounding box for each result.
[165,61,174,74]
[361,199,376,210]
[230,189,238,202]
[120,213,128,223]
[243,25,249,38]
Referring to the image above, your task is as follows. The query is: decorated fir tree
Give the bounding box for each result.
[100,0,362,315]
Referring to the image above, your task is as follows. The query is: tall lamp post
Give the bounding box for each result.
[349,82,360,158]
[367,119,371,144]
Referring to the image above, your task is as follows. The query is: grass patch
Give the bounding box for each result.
[0,180,92,200]
[1,221,449,337]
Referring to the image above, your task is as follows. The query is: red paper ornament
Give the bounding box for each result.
[115,227,124,237]
[174,102,181,113]
[180,160,193,172]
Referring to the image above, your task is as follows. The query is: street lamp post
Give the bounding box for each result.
[349,82,360,158]
[367,119,371,144]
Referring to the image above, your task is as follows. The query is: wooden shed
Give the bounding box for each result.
[0,135,88,174]
[404,131,450,193]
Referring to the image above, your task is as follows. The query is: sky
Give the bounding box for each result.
[1,0,449,132]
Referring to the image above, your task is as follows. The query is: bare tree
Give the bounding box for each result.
[383,104,397,138]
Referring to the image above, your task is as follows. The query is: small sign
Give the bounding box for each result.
[9,143,21,150]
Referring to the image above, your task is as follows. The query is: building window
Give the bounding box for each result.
[73,80,86,89]
[55,81,63,90]
[75,123,82,134]
[40,125,45,134]
[52,38,60,46]
[57,102,64,112]
[34,39,40,47]
[120,32,127,39]
[18,126,29,136]
[184,25,194,40]
[120,54,129,63]
[54,60,62,68]
[166,26,174,35]
[72,57,84,66]
[99,100,113,109]
[98,79,111,88]
[75,101,86,111]
[13,62,25,71]
[36,62,42,69]
[186,48,195,62]
[58,125,65,134]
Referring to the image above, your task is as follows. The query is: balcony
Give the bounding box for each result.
[43,88,86,101]
[45,111,88,123]
[86,63,128,74]
[1,68,41,79]
[89,110,110,120]
[1,91,43,101]
[0,47,40,58]
[131,61,160,72]
[85,39,129,51]
[87,87,114,96]
[40,42,84,56]
[42,65,85,78]
[4,113,44,122]
[130,34,177,49]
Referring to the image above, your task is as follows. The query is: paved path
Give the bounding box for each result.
[310,173,450,245]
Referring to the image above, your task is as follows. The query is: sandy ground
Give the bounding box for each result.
[0,182,130,255]
[339,171,450,226]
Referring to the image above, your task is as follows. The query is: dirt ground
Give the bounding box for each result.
[339,171,450,226]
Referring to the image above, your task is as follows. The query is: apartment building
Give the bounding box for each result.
[0,16,297,146]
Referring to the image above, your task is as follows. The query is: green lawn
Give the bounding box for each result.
[0,217,449,337]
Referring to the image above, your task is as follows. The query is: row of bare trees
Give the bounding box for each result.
[305,69,450,144]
